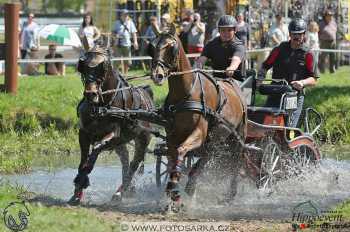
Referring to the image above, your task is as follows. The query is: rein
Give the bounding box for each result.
[167,69,226,78]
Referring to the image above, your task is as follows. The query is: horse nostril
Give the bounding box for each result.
[156,74,164,85]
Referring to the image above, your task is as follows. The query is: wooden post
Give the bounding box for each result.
[4,3,20,94]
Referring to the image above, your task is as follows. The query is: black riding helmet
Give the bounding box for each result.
[217,15,237,28]
[288,18,307,33]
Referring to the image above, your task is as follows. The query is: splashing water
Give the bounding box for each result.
[1,157,350,220]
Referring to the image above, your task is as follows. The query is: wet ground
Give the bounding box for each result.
[1,158,350,221]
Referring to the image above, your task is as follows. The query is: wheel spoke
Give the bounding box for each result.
[270,155,280,172]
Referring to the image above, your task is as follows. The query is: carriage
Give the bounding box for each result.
[152,74,322,190]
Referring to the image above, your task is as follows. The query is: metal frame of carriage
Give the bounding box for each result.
[151,74,323,190]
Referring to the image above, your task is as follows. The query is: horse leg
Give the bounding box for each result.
[224,136,244,202]
[166,127,205,211]
[184,155,209,197]
[112,144,129,201]
[124,133,151,194]
[69,131,115,205]
[68,129,90,205]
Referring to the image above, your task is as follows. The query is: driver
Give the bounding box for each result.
[257,18,318,127]
[195,15,246,80]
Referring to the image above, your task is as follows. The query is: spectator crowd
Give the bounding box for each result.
[17,8,342,76]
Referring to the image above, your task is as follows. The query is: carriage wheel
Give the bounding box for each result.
[288,144,319,176]
[155,155,169,188]
[257,140,288,190]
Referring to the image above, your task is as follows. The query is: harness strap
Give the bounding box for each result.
[197,70,227,114]
[131,87,141,109]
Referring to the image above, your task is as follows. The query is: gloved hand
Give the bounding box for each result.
[256,69,266,87]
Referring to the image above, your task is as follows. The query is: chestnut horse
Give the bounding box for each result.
[68,46,155,205]
[148,24,247,210]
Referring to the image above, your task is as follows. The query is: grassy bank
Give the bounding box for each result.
[0,67,349,173]
[0,183,118,232]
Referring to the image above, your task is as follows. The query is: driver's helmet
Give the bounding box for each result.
[217,15,237,28]
[288,18,307,34]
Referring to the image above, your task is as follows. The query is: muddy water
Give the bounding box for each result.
[1,158,350,220]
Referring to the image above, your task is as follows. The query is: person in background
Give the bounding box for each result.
[78,12,101,49]
[20,13,40,59]
[318,10,337,73]
[235,12,250,48]
[185,13,205,54]
[143,16,159,69]
[44,44,65,76]
[112,9,138,73]
[182,9,194,23]
[24,47,40,76]
[268,14,288,48]
[179,21,190,53]
[306,21,320,72]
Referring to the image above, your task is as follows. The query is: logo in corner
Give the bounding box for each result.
[3,201,30,232]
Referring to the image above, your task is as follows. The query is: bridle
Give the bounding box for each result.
[79,50,116,105]
[151,33,179,77]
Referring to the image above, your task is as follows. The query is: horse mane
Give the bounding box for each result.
[174,36,192,72]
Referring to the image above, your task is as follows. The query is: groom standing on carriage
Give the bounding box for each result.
[195,15,246,81]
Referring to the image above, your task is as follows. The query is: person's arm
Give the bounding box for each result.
[291,77,317,90]
[195,56,207,69]
[78,26,84,38]
[226,43,245,77]
[132,32,139,50]
[291,52,318,90]
[195,22,205,33]
[226,56,242,77]
[131,21,139,50]
[271,33,280,45]
[60,63,66,76]
[183,23,192,33]
[93,26,101,41]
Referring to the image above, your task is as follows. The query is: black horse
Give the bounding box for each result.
[68,46,155,205]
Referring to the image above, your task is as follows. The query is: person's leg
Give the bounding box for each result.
[329,41,336,73]
[20,49,27,59]
[124,46,132,74]
[288,95,304,128]
[312,51,319,74]
[113,46,122,71]
[318,40,326,74]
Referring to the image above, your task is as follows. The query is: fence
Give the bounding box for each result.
[9,48,350,64]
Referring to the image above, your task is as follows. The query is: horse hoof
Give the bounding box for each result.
[67,195,81,206]
[164,200,184,214]
[111,192,122,202]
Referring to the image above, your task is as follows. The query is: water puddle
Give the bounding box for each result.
[1,158,350,220]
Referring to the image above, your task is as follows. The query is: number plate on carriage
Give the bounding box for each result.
[285,96,298,110]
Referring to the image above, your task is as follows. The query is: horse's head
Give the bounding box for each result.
[77,46,109,104]
[148,23,179,86]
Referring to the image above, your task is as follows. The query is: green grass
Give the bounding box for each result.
[0,183,119,232]
[305,67,350,144]
[0,68,168,174]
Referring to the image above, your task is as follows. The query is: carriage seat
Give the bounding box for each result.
[248,106,286,115]
[258,83,293,95]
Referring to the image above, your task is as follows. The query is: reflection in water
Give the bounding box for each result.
[1,158,350,220]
